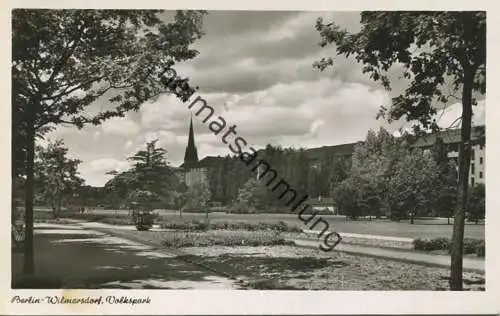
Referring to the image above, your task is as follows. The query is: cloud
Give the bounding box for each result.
[88,158,130,174]
[76,158,132,187]
[124,140,133,150]
[40,11,486,187]
[101,116,140,137]
[436,100,486,129]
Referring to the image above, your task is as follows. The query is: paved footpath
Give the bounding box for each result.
[12,223,242,289]
[292,238,485,273]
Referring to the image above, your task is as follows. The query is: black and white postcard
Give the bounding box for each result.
[2,0,498,314]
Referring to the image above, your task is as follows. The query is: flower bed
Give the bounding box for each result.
[181,245,485,291]
[159,220,302,233]
[162,230,294,248]
[87,227,484,291]
[100,228,293,248]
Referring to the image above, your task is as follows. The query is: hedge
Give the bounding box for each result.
[413,237,485,257]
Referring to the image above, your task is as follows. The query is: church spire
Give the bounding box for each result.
[184,116,198,163]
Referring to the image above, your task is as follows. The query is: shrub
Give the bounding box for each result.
[34,210,55,221]
[413,237,449,251]
[60,212,110,222]
[132,211,157,231]
[160,219,208,231]
[161,230,294,248]
[475,241,485,257]
[230,202,256,214]
[463,238,482,254]
[413,237,485,256]
[100,217,134,226]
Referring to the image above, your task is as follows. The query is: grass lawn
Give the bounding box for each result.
[39,208,485,240]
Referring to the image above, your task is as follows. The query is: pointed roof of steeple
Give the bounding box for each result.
[183,116,199,164]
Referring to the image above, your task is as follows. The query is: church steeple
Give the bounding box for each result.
[184,116,199,164]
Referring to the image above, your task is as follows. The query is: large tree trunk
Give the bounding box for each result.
[23,101,36,276]
[450,69,474,291]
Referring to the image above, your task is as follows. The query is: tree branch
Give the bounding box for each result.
[447,116,462,130]
[44,21,87,88]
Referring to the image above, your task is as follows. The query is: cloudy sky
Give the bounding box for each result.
[45,11,486,187]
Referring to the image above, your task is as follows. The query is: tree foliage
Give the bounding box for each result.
[34,140,84,217]
[183,183,211,212]
[315,11,485,290]
[334,128,440,222]
[388,148,439,222]
[13,9,207,274]
[105,139,178,209]
[431,137,458,222]
[203,144,352,212]
[338,128,402,219]
[13,9,206,175]
[333,176,362,218]
[315,12,485,131]
[467,183,485,224]
[232,177,266,213]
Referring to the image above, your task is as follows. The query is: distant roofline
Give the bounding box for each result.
[177,125,485,168]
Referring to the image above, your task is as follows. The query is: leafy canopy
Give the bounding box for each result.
[315,12,486,131]
[105,139,178,208]
[12,10,206,176]
[34,140,84,216]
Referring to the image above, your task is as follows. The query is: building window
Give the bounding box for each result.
[471,163,475,174]
[479,172,483,179]
[471,149,475,161]
[480,157,483,164]
[471,177,475,186]
[480,144,484,150]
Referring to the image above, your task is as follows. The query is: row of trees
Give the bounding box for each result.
[12,138,181,219]
[333,128,459,222]
[26,131,485,225]
[13,140,85,219]
[228,128,484,225]
[208,144,350,211]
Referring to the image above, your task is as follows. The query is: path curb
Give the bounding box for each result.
[290,240,485,273]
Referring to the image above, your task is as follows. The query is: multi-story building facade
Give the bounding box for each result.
[412,125,485,185]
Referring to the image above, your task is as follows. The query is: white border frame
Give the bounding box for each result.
[1,0,498,314]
